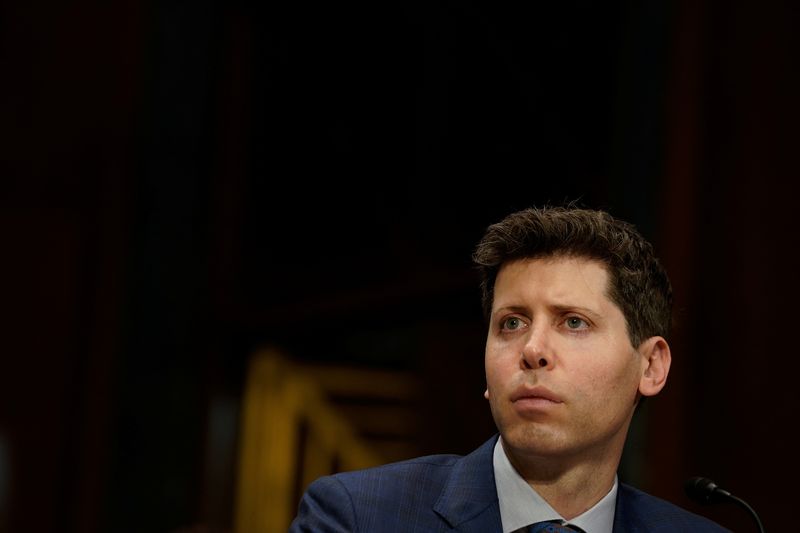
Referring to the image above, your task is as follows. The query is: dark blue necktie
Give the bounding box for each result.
[527,520,587,532]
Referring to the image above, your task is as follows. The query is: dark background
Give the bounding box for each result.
[2,0,799,532]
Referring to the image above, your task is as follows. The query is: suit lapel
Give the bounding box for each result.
[433,434,502,531]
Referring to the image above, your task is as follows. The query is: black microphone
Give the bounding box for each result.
[684,476,765,533]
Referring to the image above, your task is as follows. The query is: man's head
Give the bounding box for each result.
[474,205,673,470]
[472,205,672,347]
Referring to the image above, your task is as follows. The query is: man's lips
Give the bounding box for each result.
[510,386,563,404]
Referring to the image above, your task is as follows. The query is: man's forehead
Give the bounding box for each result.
[497,254,610,281]
[494,256,614,307]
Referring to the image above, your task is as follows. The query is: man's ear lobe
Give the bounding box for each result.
[638,336,671,397]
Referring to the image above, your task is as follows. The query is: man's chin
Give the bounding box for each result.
[499,425,570,458]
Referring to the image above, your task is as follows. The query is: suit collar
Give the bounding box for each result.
[433,434,502,531]
[613,482,648,532]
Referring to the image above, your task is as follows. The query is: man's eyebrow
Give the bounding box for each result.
[549,304,603,320]
[492,303,604,320]
[491,305,528,315]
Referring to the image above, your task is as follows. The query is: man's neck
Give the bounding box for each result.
[501,439,621,520]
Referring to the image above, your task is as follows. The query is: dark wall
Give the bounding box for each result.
[651,0,800,528]
[1,1,798,532]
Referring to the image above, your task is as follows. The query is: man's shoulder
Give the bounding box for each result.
[325,435,499,490]
[291,436,501,532]
[290,451,479,532]
[617,483,732,532]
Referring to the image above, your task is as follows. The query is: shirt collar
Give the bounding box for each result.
[492,437,617,533]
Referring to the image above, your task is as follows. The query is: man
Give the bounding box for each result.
[290,206,728,532]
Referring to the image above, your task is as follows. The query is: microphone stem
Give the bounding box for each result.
[728,494,765,533]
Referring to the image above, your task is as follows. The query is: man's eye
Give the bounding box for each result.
[565,317,588,329]
[502,317,524,330]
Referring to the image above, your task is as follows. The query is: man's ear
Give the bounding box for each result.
[638,336,671,397]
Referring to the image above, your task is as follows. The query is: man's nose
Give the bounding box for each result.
[520,323,553,370]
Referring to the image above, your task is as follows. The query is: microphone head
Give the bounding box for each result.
[684,476,730,504]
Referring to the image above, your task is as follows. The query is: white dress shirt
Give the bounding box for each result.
[492,437,617,533]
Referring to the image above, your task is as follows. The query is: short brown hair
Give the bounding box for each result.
[472,206,673,347]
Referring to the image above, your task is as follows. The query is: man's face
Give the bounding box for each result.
[484,255,647,463]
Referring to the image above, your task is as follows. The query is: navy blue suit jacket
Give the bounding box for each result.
[290,435,730,532]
